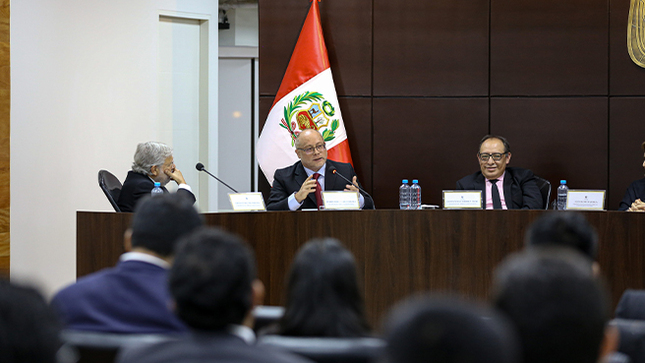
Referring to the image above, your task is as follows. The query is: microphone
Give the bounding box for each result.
[195,162,239,193]
[331,169,375,206]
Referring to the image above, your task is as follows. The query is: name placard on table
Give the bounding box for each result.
[322,191,360,210]
[566,190,606,211]
[229,192,267,211]
[442,190,483,210]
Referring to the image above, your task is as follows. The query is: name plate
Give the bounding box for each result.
[322,191,360,210]
[228,192,267,211]
[566,190,606,211]
[442,190,483,209]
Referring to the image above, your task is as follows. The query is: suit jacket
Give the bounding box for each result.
[50,259,187,334]
[618,178,645,211]
[267,160,374,210]
[117,331,312,363]
[455,167,543,209]
[117,171,196,212]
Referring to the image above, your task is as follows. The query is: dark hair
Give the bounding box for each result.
[170,227,256,331]
[385,296,519,363]
[0,280,62,363]
[130,194,203,257]
[278,238,370,337]
[479,135,511,154]
[525,212,599,260]
[492,248,610,363]
[642,141,645,151]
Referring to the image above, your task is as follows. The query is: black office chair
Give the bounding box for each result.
[98,170,122,212]
[258,336,385,363]
[534,176,552,210]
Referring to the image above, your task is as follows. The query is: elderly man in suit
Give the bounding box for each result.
[456,135,542,209]
[267,129,374,210]
[117,141,195,212]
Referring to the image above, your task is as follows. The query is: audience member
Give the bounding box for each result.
[492,248,617,363]
[0,280,65,363]
[384,295,519,363]
[51,194,202,334]
[117,227,311,363]
[271,238,370,337]
[117,141,195,212]
[456,135,542,209]
[525,211,600,274]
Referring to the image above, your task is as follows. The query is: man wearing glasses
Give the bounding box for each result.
[266,129,374,210]
[456,135,542,209]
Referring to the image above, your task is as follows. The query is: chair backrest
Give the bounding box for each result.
[98,170,122,212]
[611,319,645,363]
[258,336,385,363]
[534,176,552,210]
[60,330,173,363]
[253,305,285,333]
[616,290,645,320]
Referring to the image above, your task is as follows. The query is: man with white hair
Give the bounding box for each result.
[117,141,195,212]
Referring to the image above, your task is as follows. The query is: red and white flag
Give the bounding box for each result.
[256,0,353,184]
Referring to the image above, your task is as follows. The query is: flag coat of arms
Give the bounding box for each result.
[257,0,353,184]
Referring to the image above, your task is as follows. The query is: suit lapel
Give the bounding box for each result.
[503,170,515,209]
[475,173,486,208]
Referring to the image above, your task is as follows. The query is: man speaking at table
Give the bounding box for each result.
[266,129,374,211]
[456,135,542,209]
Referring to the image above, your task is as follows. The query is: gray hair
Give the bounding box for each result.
[131,141,173,175]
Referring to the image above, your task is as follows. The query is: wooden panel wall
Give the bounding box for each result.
[259,0,645,210]
[0,0,9,276]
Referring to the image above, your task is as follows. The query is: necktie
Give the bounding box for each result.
[313,173,323,209]
[491,179,502,210]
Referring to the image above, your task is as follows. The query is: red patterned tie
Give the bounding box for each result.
[313,173,323,209]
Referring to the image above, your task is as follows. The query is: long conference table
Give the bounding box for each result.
[77,209,645,326]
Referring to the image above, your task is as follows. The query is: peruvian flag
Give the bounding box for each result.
[256,0,353,184]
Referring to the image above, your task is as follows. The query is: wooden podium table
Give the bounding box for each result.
[77,210,645,325]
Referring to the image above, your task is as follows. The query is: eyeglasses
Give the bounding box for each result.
[478,152,507,161]
[298,143,326,155]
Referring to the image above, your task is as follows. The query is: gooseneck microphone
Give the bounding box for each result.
[195,162,239,193]
[332,169,375,204]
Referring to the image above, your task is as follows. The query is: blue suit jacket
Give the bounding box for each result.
[51,259,187,334]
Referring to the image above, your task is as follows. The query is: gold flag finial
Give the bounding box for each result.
[628,0,645,68]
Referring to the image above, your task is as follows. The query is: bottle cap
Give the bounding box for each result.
[412,179,419,184]
[560,180,566,184]
[154,182,161,187]
[402,179,408,184]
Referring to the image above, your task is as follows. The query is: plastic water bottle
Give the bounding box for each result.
[556,180,568,210]
[399,179,410,210]
[151,182,163,197]
[410,180,421,210]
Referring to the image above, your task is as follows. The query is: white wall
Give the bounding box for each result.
[11,0,219,297]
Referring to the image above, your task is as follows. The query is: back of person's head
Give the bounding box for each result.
[130,194,203,257]
[492,248,610,363]
[131,141,173,175]
[0,280,62,363]
[525,212,599,260]
[170,227,256,331]
[384,295,519,363]
[279,237,370,337]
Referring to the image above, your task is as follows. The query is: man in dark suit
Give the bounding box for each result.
[117,228,311,363]
[456,135,542,209]
[618,141,645,211]
[51,194,203,334]
[267,129,374,210]
[117,141,196,212]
